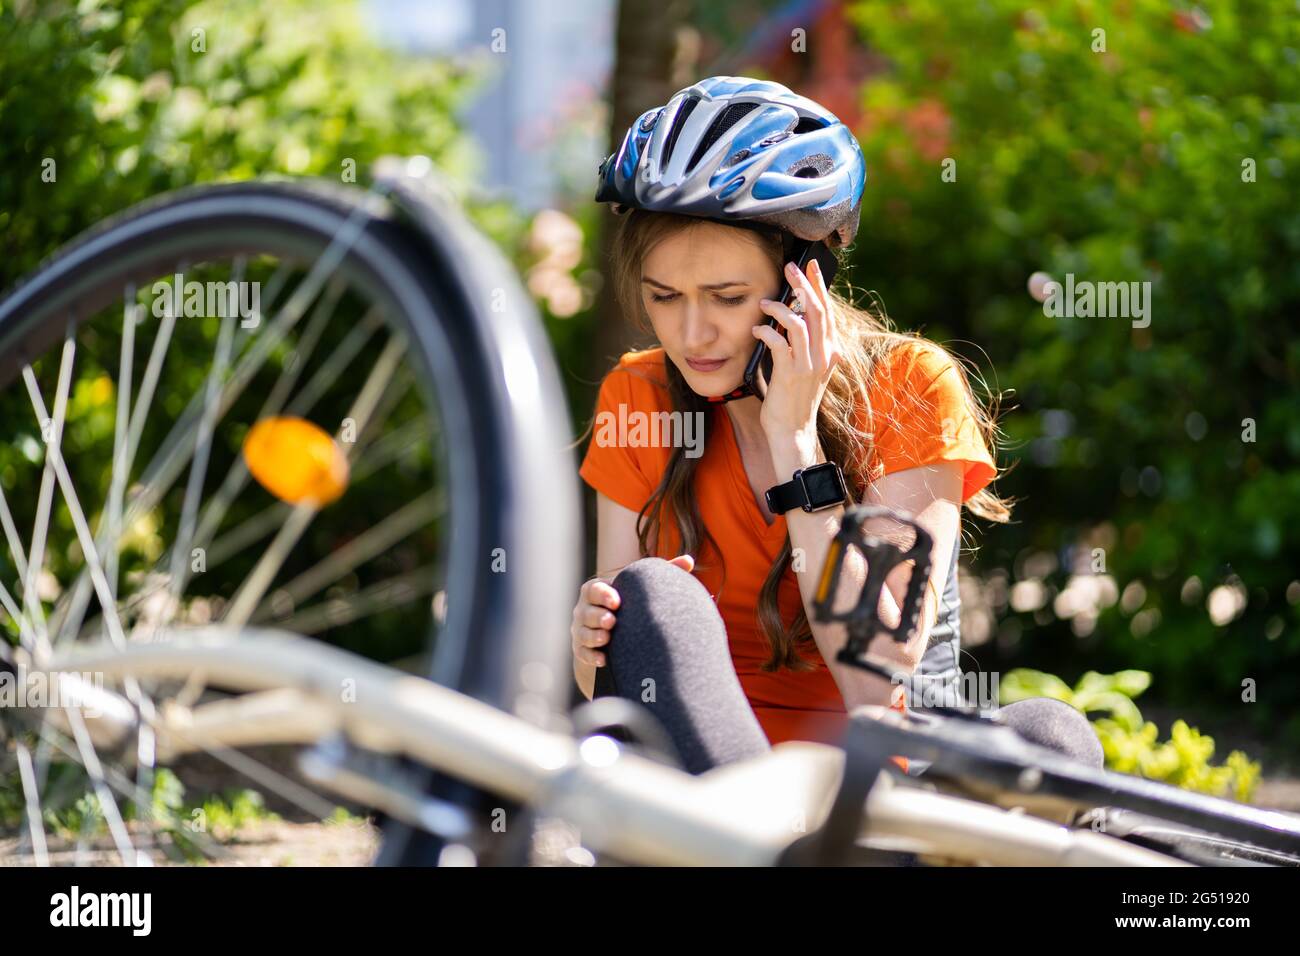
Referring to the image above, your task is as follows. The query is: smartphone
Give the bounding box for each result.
[740,238,840,401]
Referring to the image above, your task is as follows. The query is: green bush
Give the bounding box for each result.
[848,0,1300,747]
[0,0,485,286]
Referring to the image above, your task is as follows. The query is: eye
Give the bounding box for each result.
[649,292,680,303]
[715,294,747,307]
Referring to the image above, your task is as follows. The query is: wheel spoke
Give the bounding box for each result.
[270,563,437,636]
[14,741,49,867]
[157,276,241,634]
[103,290,138,603]
[349,414,430,482]
[204,502,293,572]
[63,705,145,866]
[22,350,161,816]
[47,287,179,651]
[250,490,442,624]
[0,579,33,650]
[24,357,132,655]
[0,482,29,587]
[284,305,382,417]
[20,333,76,655]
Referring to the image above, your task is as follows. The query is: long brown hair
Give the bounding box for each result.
[582,209,1013,672]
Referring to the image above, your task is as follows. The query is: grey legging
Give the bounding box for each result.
[591,557,1104,775]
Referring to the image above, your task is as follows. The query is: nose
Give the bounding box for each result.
[681,299,717,352]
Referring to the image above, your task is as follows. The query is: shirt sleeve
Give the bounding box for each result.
[578,366,657,513]
[868,343,998,503]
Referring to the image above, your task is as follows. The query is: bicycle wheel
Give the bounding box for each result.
[0,166,581,866]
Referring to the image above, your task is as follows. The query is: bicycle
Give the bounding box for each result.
[1,160,1297,867]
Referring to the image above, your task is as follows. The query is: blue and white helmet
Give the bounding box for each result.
[595,75,866,248]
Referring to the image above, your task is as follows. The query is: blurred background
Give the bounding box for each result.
[1,0,1297,799]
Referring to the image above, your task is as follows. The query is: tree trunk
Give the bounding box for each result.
[588,0,695,384]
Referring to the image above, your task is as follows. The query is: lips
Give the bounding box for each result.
[686,356,728,372]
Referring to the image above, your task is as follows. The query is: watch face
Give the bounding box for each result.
[801,463,846,509]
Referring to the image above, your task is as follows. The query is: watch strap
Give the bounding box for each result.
[764,477,806,515]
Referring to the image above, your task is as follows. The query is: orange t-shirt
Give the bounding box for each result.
[578,339,998,773]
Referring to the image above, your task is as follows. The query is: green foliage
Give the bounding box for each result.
[1,763,287,861]
[847,0,1300,746]
[1002,667,1261,800]
[0,0,485,286]
[324,804,363,825]
[194,785,279,833]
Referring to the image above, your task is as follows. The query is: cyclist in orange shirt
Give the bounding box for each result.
[572,76,1102,777]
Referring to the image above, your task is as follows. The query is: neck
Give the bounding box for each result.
[723,395,764,444]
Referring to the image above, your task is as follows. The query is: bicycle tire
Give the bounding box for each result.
[0,174,581,865]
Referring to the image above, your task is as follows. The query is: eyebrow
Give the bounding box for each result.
[641,276,752,292]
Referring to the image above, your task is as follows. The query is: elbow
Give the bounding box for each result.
[879,629,927,675]
[894,644,926,676]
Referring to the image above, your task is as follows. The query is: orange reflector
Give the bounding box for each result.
[242,416,349,506]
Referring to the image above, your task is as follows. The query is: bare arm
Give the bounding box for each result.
[771,430,962,710]
[755,253,967,713]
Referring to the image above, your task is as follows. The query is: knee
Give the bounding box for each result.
[611,557,708,614]
[998,697,1105,769]
[612,556,689,587]
[607,556,725,662]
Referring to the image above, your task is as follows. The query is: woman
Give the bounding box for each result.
[573,76,1101,776]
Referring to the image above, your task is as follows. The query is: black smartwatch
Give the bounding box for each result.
[765,461,848,515]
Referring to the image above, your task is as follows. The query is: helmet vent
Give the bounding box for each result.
[686,102,759,173]
[662,96,700,168]
[788,152,834,179]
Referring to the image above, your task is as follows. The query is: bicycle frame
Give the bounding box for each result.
[8,626,1213,867]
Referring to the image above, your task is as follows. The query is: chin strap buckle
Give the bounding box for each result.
[706,385,753,404]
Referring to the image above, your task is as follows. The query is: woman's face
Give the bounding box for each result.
[640,222,781,397]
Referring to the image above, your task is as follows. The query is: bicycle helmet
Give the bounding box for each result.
[595,75,866,248]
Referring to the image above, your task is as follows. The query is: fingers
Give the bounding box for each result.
[789,261,822,348]
[808,255,831,301]
[574,621,611,648]
[757,299,809,369]
[573,636,607,668]
[571,603,612,667]
[575,575,622,668]
[577,602,615,630]
[808,258,837,355]
[669,553,695,572]
[786,261,824,358]
[582,576,621,611]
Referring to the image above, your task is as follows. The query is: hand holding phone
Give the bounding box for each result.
[742,239,840,401]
